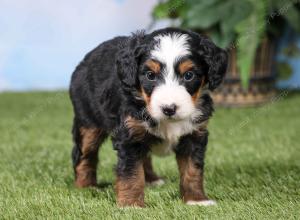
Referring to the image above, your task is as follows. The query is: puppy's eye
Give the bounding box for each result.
[183,71,194,81]
[146,71,157,81]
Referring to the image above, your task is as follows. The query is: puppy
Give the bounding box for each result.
[70,27,228,207]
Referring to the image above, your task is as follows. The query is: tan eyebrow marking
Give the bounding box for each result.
[145,60,161,74]
[178,60,194,75]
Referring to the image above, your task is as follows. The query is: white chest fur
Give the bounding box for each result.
[147,119,198,156]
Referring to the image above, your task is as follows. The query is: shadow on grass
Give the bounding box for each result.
[96,181,113,189]
[64,176,113,190]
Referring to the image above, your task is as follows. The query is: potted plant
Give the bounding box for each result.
[152,0,300,106]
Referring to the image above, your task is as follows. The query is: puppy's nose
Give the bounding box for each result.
[161,104,177,117]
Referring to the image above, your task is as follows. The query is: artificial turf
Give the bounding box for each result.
[0,91,299,219]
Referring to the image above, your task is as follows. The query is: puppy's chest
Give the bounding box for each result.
[148,120,197,156]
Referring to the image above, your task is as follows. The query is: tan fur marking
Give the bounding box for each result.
[176,156,207,202]
[80,128,102,154]
[192,78,206,104]
[179,60,194,75]
[115,162,145,207]
[140,87,152,113]
[75,128,102,187]
[124,116,147,141]
[145,59,161,74]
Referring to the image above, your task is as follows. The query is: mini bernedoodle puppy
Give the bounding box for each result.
[70,27,228,207]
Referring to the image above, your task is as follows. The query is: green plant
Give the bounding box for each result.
[152,0,300,88]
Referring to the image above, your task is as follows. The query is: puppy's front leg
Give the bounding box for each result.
[175,131,216,206]
[115,144,146,207]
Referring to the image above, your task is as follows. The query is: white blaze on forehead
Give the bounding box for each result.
[147,33,203,152]
[151,33,190,64]
[151,33,190,83]
[148,33,195,123]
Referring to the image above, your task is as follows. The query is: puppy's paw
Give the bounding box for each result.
[146,178,165,186]
[117,200,145,208]
[186,200,217,206]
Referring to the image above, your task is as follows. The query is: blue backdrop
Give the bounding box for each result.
[0,0,159,91]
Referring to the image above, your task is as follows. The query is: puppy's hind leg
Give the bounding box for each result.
[72,122,108,187]
[143,155,165,186]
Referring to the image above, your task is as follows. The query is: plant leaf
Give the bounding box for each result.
[235,0,267,88]
[152,0,186,19]
[277,61,293,80]
[186,0,228,29]
[209,28,235,48]
[282,6,300,33]
[221,1,253,36]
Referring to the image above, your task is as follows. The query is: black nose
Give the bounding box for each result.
[162,104,177,117]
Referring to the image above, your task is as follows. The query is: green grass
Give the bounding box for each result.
[0,91,299,219]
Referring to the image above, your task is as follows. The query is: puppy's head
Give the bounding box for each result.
[117,28,228,122]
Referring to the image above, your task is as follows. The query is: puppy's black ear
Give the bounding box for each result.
[116,31,146,92]
[198,38,228,91]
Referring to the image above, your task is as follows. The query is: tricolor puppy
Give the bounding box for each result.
[70,28,228,207]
